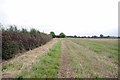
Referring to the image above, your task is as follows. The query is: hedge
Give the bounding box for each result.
[2,26,52,60]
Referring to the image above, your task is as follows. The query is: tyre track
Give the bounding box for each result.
[58,39,74,78]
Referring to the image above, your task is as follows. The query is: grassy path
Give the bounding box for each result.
[16,40,61,78]
[2,38,58,78]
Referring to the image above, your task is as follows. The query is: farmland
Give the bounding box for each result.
[58,38,118,78]
[2,38,119,78]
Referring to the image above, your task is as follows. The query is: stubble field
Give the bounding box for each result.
[2,38,119,78]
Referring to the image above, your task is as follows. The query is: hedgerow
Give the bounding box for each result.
[2,25,52,60]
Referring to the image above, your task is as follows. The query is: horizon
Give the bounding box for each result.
[1,24,118,37]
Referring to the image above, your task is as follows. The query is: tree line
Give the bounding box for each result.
[49,31,117,38]
[66,34,118,38]
[50,31,66,38]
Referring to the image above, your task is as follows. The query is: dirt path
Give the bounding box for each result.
[58,39,74,78]
[2,38,58,78]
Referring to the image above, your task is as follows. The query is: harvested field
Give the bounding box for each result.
[58,38,118,78]
[1,38,119,78]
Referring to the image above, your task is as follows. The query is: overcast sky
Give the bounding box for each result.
[0,0,119,36]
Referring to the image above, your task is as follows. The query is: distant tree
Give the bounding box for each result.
[55,35,60,38]
[100,34,103,38]
[66,36,74,38]
[88,36,90,38]
[107,35,110,38]
[83,36,86,38]
[74,35,77,38]
[91,35,97,38]
[50,31,56,38]
[59,32,66,38]
[81,36,86,38]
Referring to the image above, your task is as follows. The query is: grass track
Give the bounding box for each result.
[16,41,61,78]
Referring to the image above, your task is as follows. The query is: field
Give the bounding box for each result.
[58,38,118,78]
[2,38,119,78]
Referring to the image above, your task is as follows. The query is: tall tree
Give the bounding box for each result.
[100,34,103,38]
[59,32,66,38]
[50,31,56,38]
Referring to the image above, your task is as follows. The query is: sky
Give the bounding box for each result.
[0,0,119,36]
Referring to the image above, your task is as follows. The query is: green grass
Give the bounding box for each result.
[16,41,61,78]
[2,63,23,72]
[71,39,118,61]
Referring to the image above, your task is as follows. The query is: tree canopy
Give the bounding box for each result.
[59,32,66,38]
[50,31,56,38]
